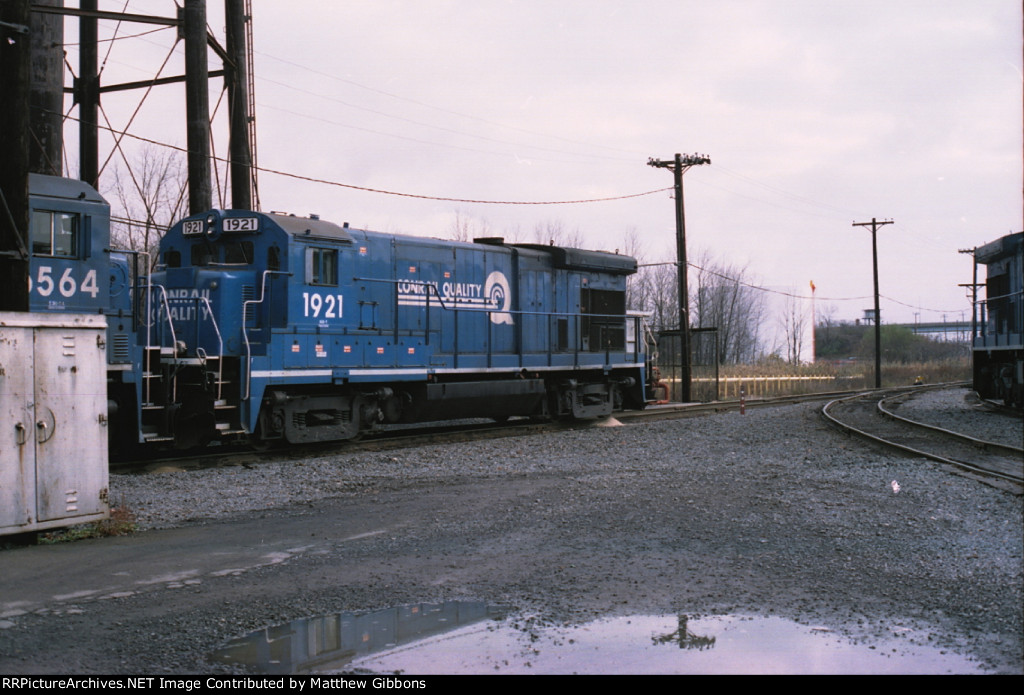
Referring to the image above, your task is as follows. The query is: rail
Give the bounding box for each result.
[822,385,1023,487]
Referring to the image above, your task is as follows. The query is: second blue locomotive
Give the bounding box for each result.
[140,210,647,448]
[972,231,1023,408]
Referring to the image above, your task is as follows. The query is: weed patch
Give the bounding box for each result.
[40,501,138,543]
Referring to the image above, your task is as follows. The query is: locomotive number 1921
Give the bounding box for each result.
[302,292,343,319]
[183,216,259,236]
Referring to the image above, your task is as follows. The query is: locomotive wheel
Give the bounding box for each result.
[248,430,272,452]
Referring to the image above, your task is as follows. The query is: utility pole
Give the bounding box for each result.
[958,247,981,348]
[648,153,710,402]
[810,280,816,363]
[852,217,893,388]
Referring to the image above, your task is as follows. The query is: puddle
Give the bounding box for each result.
[211,605,987,675]
[210,601,507,674]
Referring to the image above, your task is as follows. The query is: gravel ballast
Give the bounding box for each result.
[1,387,1021,674]
[889,386,1024,448]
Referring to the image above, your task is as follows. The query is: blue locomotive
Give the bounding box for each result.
[972,231,1023,407]
[143,210,648,448]
[27,174,142,452]
[28,173,112,314]
[27,174,136,372]
[24,175,648,452]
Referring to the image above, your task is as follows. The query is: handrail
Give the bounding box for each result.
[243,270,291,400]
[350,275,645,366]
[142,283,179,405]
[195,295,225,401]
[139,284,226,403]
[112,248,151,333]
[972,289,1024,341]
[353,276,633,323]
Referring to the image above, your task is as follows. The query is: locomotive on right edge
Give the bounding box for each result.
[972,231,1023,407]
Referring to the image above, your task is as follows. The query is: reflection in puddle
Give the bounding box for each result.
[212,606,986,675]
[348,613,985,675]
[210,601,507,674]
[652,614,717,651]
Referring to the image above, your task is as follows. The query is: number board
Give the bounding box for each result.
[223,217,259,233]
[182,217,259,236]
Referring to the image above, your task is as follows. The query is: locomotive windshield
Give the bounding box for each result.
[184,240,255,266]
[31,210,79,257]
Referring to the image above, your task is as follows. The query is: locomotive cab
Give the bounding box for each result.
[27,173,110,315]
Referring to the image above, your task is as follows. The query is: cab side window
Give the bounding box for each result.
[308,247,338,286]
[32,210,79,257]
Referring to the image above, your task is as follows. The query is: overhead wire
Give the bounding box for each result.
[253,50,642,161]
[639,260,968,314]
[251,49,894,223]
[58,111,673,206]
[65,18,884,223]
[639,261,873,303]
[57,14,979,319]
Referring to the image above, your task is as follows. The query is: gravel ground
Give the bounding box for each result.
[892,385,1023,448]
[3,387,1021,674]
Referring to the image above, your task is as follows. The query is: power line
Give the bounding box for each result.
[58,111,673,206]
[62,20,893,221]
[639,260,967,313]
[254,78,631,165]
[252,50,643,161]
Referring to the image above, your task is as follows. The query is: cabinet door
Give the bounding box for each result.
[0,327,35,531]
[33,327,108,522]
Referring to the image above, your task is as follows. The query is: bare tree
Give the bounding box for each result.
[533,219,584,248]
[500,222,524,244]
[621,228,650,313]
[779,292,808,364]
[690,249,766,364]
[448,209,492,242]
[109,146,187,270]
[645,262,680,332]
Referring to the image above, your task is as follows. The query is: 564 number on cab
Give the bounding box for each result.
[30,265,99,298]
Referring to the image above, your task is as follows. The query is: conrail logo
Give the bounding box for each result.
[148,288,212,324]
[397,270,513,325]
[484,270,513,325]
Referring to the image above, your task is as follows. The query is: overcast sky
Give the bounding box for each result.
[66,1,1022,329]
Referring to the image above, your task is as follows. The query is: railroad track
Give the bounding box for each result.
[618,387,868,422]
[118,389,867,474]
[114,417,577,473]
[822,385,1023,490]
[125,386,1005,476]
